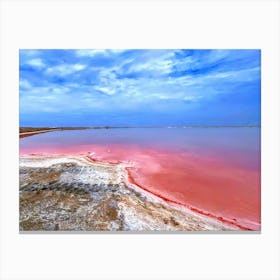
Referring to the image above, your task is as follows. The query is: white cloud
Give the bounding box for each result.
[159,95,172,100]
[131,59,173,74]
[75,49,125,57]
[76,50,107,57]
[22,50,41,56]
[94,86,116,95]
[183,96,198,101]
[127,51,176,76]
[19,79,32,89]
[200,67,260,82]
[46,64,86,76]
[26,58,45,68]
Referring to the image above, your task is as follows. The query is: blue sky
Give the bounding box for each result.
[19,49,261,126]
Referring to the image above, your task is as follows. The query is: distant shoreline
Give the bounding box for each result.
[20,125,261,132]
[19,125,261,138]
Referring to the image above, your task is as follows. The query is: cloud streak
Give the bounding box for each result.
[45,63,87,76]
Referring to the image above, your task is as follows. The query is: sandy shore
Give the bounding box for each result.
[19,127,91,138]
[19,154,238,231]
[20,129,60,138]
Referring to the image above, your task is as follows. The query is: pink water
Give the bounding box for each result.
[20,128,261,230]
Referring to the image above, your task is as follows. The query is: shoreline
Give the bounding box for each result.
[19,153,246,231]
[20,129,60,138]
[19,126,261,140]
[124,166,253,231]
[19,125,261,134]
[19,127,90,138]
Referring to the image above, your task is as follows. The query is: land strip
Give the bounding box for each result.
[19,127,89,138]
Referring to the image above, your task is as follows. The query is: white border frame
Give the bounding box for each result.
[1,0,280,279]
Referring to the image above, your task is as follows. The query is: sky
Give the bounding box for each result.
[19,49,261,127]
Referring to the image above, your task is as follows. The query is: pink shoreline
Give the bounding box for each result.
[87,155,259,230]
[84,154,255,230]
[20,151,259,231]
[123,165,253,231]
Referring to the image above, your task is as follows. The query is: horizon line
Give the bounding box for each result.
[20,125,261,128]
